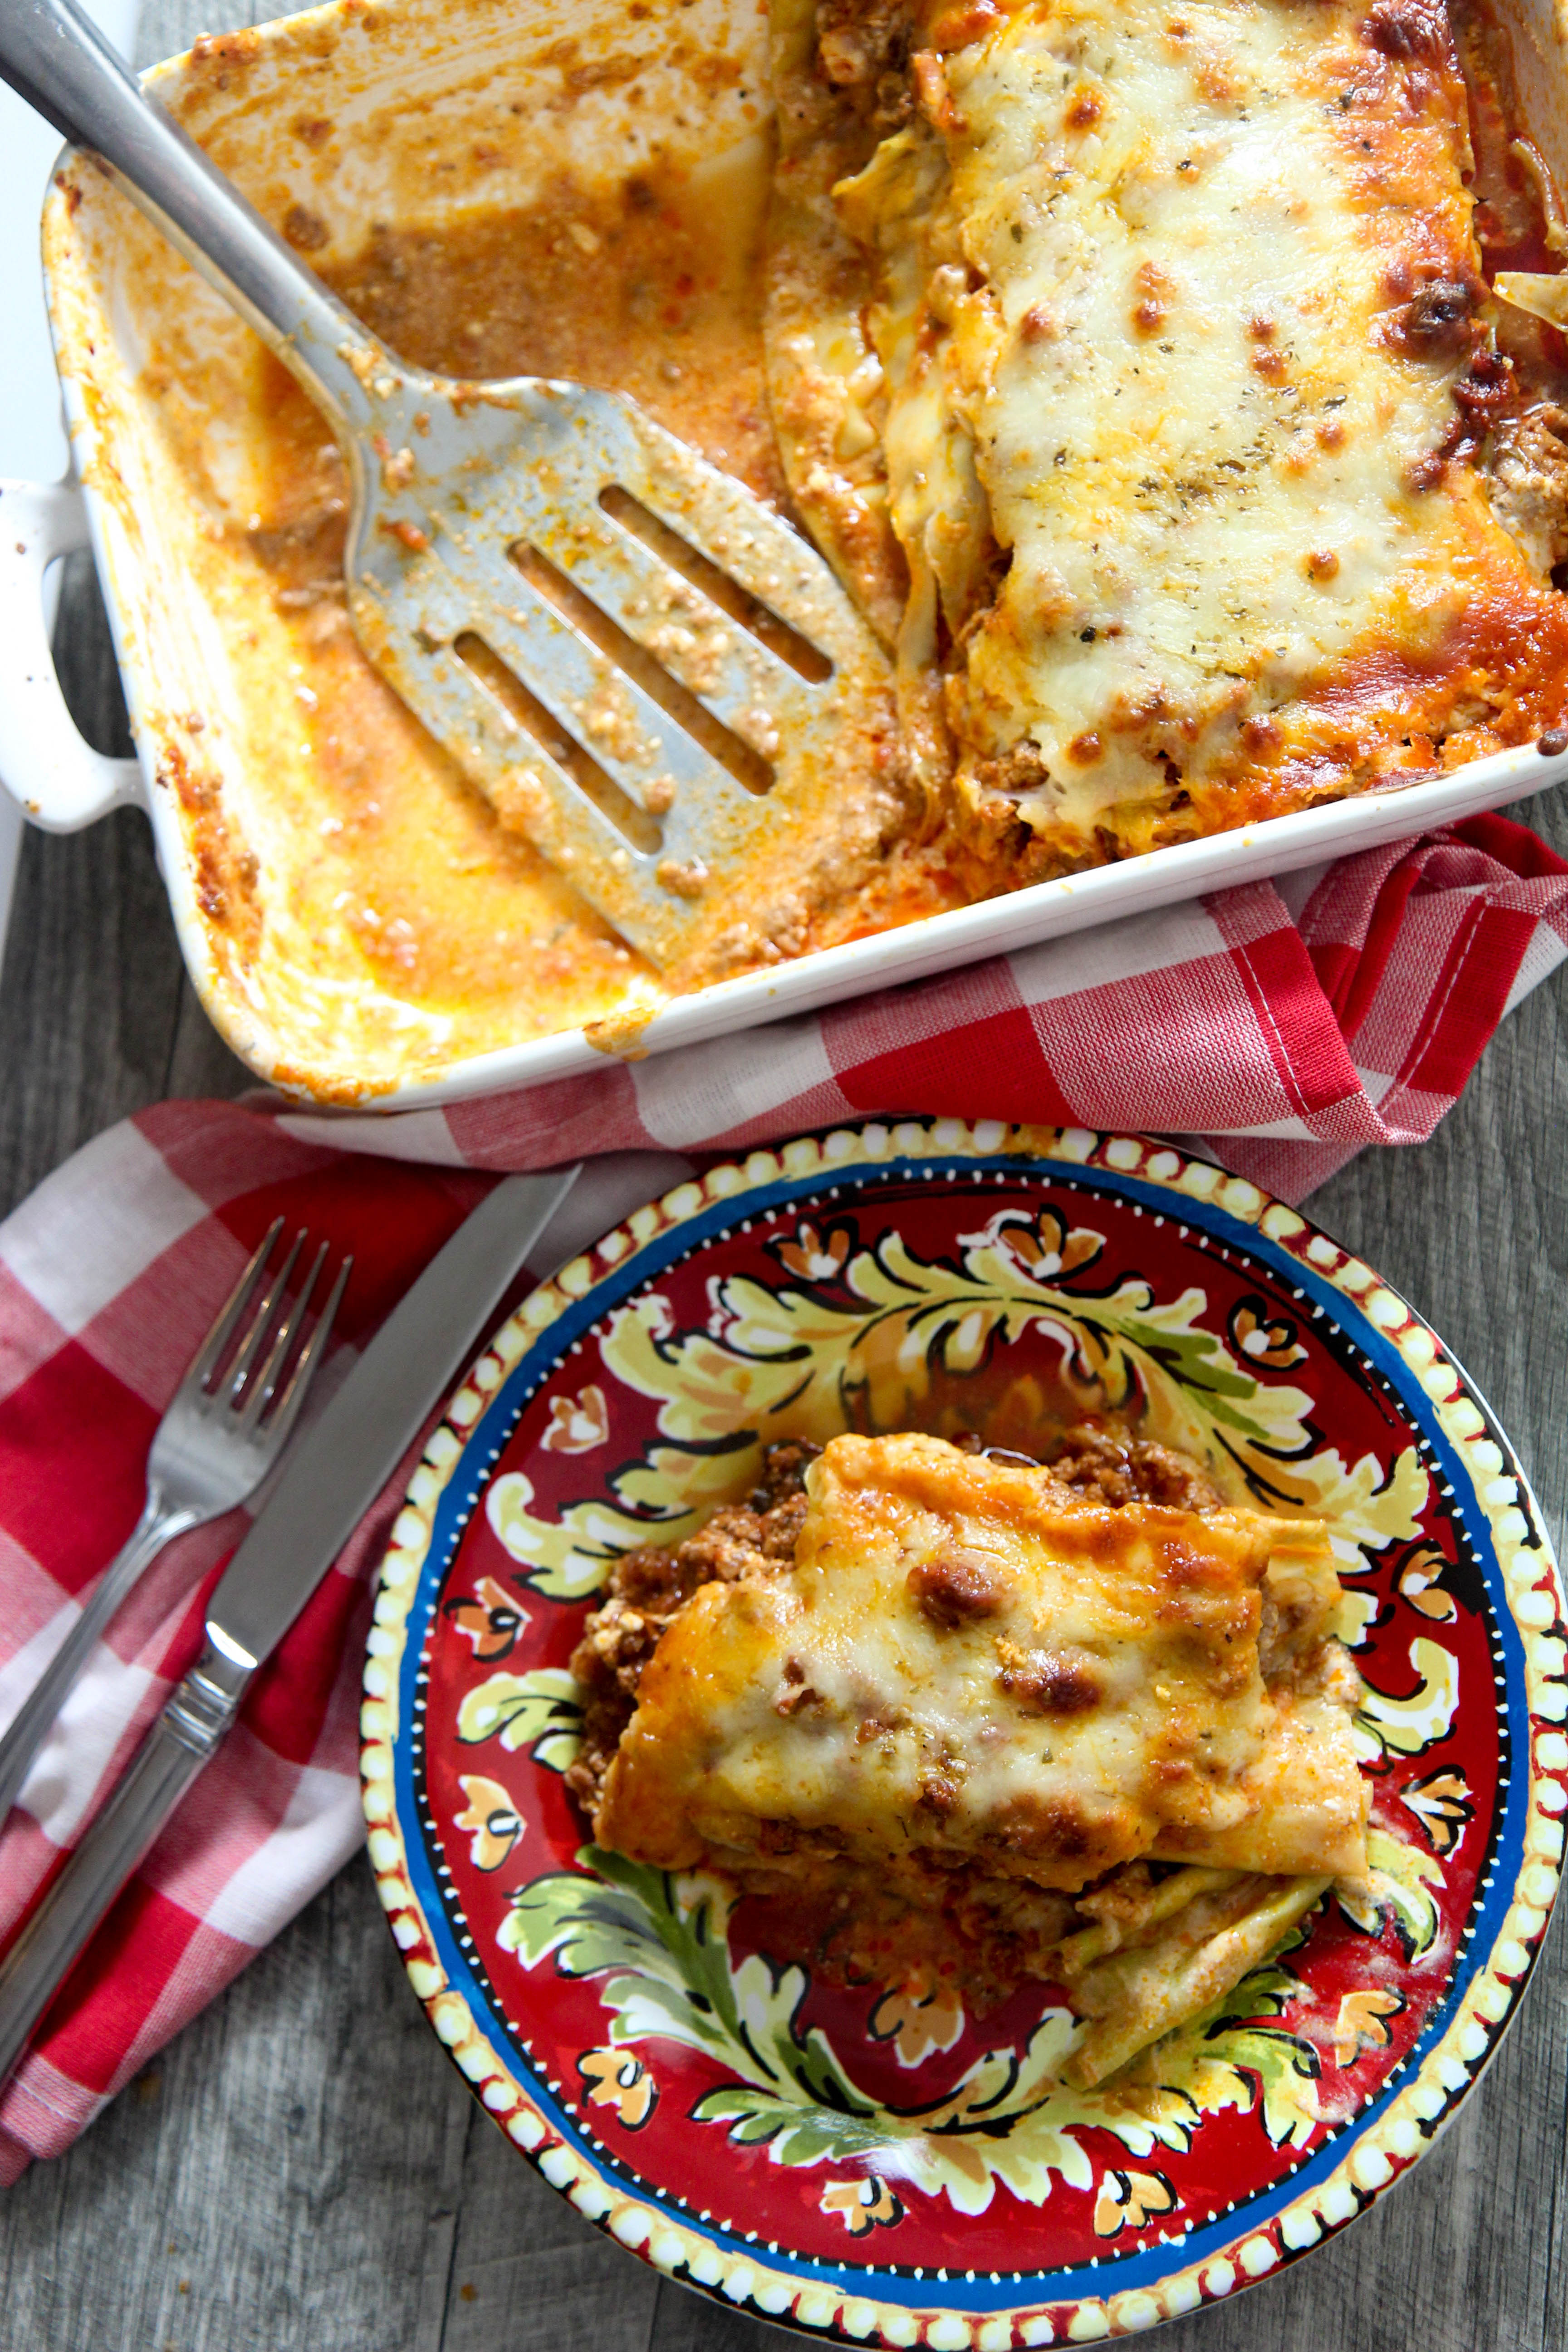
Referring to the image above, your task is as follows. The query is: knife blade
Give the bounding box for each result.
[0,1163,579,2087]
[207,1163,578,1670]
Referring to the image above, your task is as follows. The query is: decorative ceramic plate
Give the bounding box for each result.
[361,1122,1567,2343]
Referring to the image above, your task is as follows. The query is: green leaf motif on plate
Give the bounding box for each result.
[1335,1828,1446,1962]
[499,1849,1339,2215]
[485,1207,1431,1599]
[475,1196,1454,2211]
[1353,1638,1461,1768]
[456,1668,583,1774]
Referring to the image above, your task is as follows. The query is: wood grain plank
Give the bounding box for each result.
[437,2116,661,2352]
[0,1865,482,2351]
[1,836,1563,2352]
[3,387,1566,2342]
[649,2278,796,2352]
[0,904,1564,2352]
[0,794,250,1225]
[0,558,250,1221]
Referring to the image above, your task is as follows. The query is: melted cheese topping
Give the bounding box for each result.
[769,0,1568,867]
[597,1433,1368,1892]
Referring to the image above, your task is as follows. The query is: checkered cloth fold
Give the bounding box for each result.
[0,811,1563,2179]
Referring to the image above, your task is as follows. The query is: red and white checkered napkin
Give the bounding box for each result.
[0,809,1563,2180]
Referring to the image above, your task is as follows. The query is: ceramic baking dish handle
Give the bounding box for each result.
[0,478,144,831]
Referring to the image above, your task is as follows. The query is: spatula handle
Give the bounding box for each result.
[0,0,397,446]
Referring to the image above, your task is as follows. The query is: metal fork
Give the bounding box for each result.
[0,1219,349,1826]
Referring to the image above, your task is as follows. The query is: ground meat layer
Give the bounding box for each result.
[564,1439,821,1820]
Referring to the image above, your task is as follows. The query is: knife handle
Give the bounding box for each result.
[0,1643,249,2089]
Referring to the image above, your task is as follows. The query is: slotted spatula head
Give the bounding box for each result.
[345,366,889,967]
[3,0,893,972]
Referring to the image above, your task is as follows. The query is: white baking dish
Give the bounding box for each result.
[2,0,1566,1109]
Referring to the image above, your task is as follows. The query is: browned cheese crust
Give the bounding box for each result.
[764,0,1568,887]
[568,1426,1366,2015]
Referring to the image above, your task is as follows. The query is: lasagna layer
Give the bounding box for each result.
[593,1430,1366,1882]
[573,1429,1367,2058]
[766,0,1568,872]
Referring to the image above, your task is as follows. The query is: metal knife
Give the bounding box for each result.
[0,1163,579,2089]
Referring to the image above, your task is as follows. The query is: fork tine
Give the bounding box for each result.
[235,1240,328,1436]
[261,1253,352,1450]
[220,1228,305,1409]
[181,1216,285,1398]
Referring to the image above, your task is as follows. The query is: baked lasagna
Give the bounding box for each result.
[569,1428,1367,2085]
[765,0,1568,878]
[83,0,1568,1100]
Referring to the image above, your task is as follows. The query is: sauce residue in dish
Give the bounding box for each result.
[103,131,955,1094]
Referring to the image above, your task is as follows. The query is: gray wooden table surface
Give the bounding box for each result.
[1,3,1565,2332]
[1,576,1564,2352]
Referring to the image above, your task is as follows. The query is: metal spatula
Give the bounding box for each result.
[4,0,887,969]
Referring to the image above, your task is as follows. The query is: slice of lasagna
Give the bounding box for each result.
[570,1429,1367,2085]
[764,0,1568,877]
